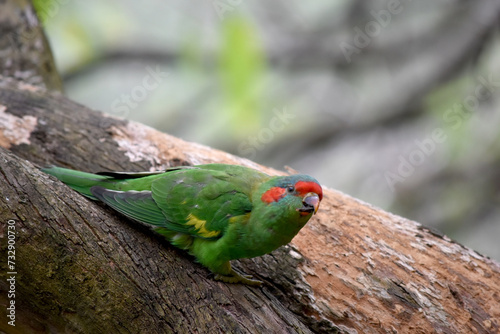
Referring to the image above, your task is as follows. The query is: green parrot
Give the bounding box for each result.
[41,164,322,285]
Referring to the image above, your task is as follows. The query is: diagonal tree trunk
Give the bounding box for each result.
[0,1,499,333]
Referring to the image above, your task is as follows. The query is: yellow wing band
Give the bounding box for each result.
[186,213,221,238]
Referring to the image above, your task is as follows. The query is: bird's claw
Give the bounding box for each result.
[214,271,263,286]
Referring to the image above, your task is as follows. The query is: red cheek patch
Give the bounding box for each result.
[295,181,323,200]
[261,187,286,203]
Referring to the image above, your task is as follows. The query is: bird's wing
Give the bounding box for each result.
[150,167,255,239]
[90,187,167,225]
[90,166,258,240]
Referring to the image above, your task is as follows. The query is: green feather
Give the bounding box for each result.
[90,187,166,225]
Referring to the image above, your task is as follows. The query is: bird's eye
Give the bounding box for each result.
[287,185,295,193]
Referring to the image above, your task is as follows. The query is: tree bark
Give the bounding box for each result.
[1,1,499,333]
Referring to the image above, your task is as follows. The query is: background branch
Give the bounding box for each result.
[0,0,62,91]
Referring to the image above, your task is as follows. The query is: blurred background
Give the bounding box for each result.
[35,0,500,259]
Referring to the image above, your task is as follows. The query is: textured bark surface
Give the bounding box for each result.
[0,86,499,333]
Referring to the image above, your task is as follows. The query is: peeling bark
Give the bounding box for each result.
[0,86,499,333]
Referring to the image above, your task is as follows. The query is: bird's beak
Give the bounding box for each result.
[297,192,321,215]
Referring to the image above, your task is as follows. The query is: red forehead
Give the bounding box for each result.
[295,181,323,200]
[261,181,323,204]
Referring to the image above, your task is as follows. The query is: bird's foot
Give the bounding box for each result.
[214,270,263,286]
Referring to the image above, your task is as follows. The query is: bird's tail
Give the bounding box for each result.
[41,166,112,200]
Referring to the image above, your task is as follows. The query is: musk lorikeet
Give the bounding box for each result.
[42,164,322,285]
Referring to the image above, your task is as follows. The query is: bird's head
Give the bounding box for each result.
[258,174,323,220]
[246,174,322,254]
